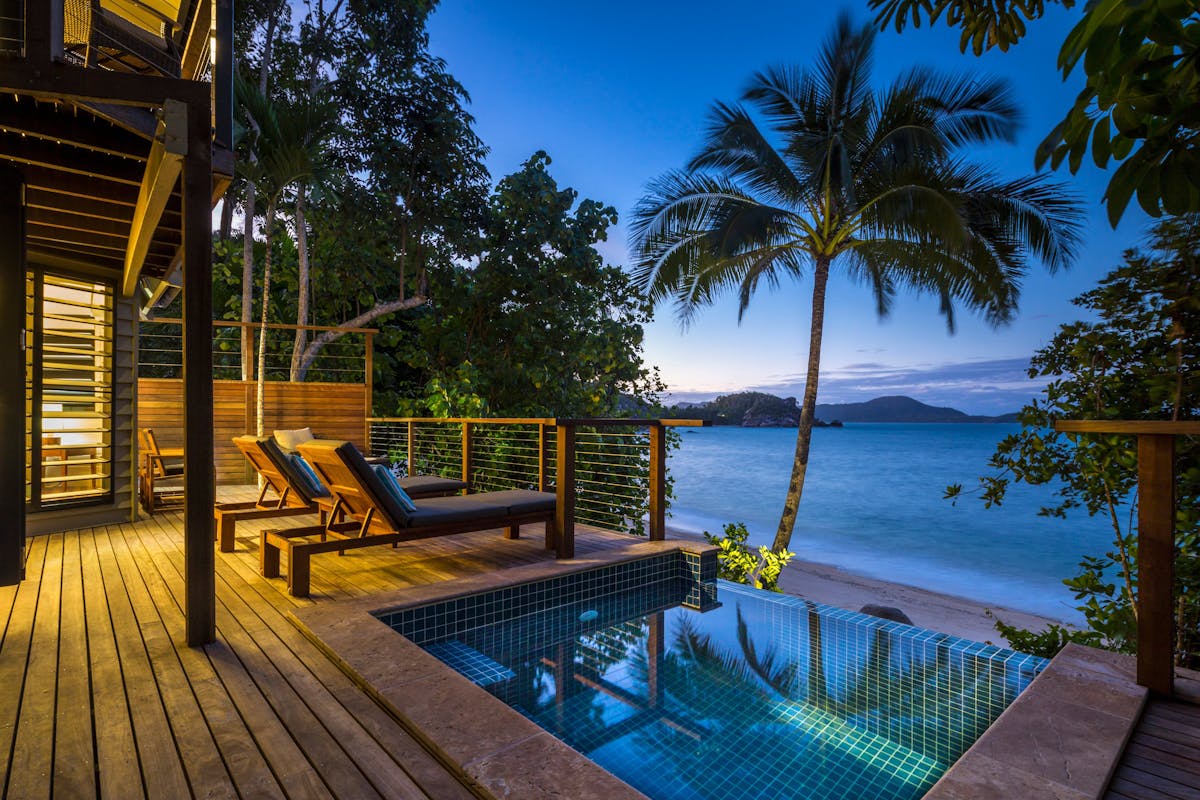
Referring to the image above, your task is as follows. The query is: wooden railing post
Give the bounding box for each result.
[406,421,414,478]
[1139,433,1176,696]
[648,423,666,541]
[1055,419,1200,697]
[462,422,473,491]
[363,332,373,448]
[538,423,548,493]
[555,421,576,559]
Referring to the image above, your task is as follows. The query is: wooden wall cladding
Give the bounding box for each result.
[138,379,368,484]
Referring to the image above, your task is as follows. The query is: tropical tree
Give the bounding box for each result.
[236,76,340,434]
[948,215,1200,663]
[630,12,1083,553]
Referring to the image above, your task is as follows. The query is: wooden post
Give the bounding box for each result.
[363,332,373,449]
[461,422,473,491]
[406,420,414,478]
[181,100,215,646]
[212,0,234,149]
[1139,433,1176,695]
[555,422,576,558]
[538,423,548,493]
[0,166,26,584]
[648,424,666,541]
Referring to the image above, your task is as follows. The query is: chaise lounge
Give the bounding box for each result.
[259,439,558,597]
[216,436,468,553]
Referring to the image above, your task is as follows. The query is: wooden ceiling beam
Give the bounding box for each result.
[25,186,181,229]
[17,165,140,205]
[0,98,151,160]
[27,225,177,260]
[27,211,132,239]
[0,58,209,109]
[28,243,125,273]
[75,102,160,140]
[0,137,145,185]
[123,99,185,296]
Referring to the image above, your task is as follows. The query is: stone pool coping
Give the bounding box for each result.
[923,642,1148,799]
[292,538,715,800]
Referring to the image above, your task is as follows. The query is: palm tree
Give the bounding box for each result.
[630,13,1083,553]
[236,76,339,435]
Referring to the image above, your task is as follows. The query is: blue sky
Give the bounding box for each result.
[427,1,1149,415]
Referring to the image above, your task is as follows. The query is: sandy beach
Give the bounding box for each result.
[671,529,1073,646]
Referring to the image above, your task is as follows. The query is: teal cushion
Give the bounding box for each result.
[288,453,328,498]
[373,464,418,512]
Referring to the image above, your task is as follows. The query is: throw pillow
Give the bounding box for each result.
[274,427,315,452]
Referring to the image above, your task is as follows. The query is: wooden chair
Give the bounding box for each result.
[259,440,557,597]
[138,428,183,513]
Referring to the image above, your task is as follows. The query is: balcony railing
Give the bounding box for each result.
[369,417,706,547]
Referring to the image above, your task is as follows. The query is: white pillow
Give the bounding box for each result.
[273,427,315,452]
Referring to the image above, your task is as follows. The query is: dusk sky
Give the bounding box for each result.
[427,1,1150,415]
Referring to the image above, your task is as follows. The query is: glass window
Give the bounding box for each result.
[26,271,114,509]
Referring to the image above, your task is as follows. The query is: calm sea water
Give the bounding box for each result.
[666,424,1114,621]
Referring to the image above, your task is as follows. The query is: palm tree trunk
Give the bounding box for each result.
[771,256,831,553]
[256,198,276,437]
[289,184,310,381]
[241,183,257,381]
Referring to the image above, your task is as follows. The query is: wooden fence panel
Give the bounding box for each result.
[137,379,368,485]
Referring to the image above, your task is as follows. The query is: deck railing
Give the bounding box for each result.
[368,417,706,551]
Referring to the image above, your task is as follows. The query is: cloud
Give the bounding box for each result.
[666,357,1045,416]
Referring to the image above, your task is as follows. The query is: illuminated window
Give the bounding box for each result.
[25,272,114,509]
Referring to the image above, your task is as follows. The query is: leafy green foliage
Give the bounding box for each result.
[870,0,1071,54]
[703,523,795,591]
[988,612,1102,659]
[1040,1,1200,224]
[398,152,663,419]
[871,0,1200,224]
[955,216,1200,664]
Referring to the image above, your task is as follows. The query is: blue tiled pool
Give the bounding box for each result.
[382,555,1045,800]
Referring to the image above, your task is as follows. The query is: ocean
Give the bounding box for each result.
[666,423,1115,622]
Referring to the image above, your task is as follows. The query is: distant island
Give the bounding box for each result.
[663,392,1018,427]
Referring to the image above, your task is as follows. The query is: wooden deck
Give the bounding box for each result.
[8,488,1200,799]
[1106,697,1200,800]
[0,487,641,799]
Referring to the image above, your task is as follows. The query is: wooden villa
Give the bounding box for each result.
[1,0,231,643]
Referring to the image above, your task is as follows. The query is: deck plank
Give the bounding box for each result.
[131,514,387,799]
[79,526,145,798]
[1106,698,1200,800]
[130,515,327,799]
[91,524,194,800]
[7,534,63,800]
[0,536,48,796]
[53,532,97,798]
[106,521,241,799]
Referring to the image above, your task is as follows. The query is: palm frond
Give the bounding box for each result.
[688,101,810,206]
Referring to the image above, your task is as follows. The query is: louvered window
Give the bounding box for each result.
[26,272,114,509]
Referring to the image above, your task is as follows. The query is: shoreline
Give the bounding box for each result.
[670,527,1073,646]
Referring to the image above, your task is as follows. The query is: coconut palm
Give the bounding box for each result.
[630,12,1083,553]
[235,75,339,435]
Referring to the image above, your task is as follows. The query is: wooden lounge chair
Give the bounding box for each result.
[259,440,558,597]
[216,436,469,553]
[138,428,183,513]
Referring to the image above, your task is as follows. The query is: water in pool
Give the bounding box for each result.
[413,578,1044,800]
